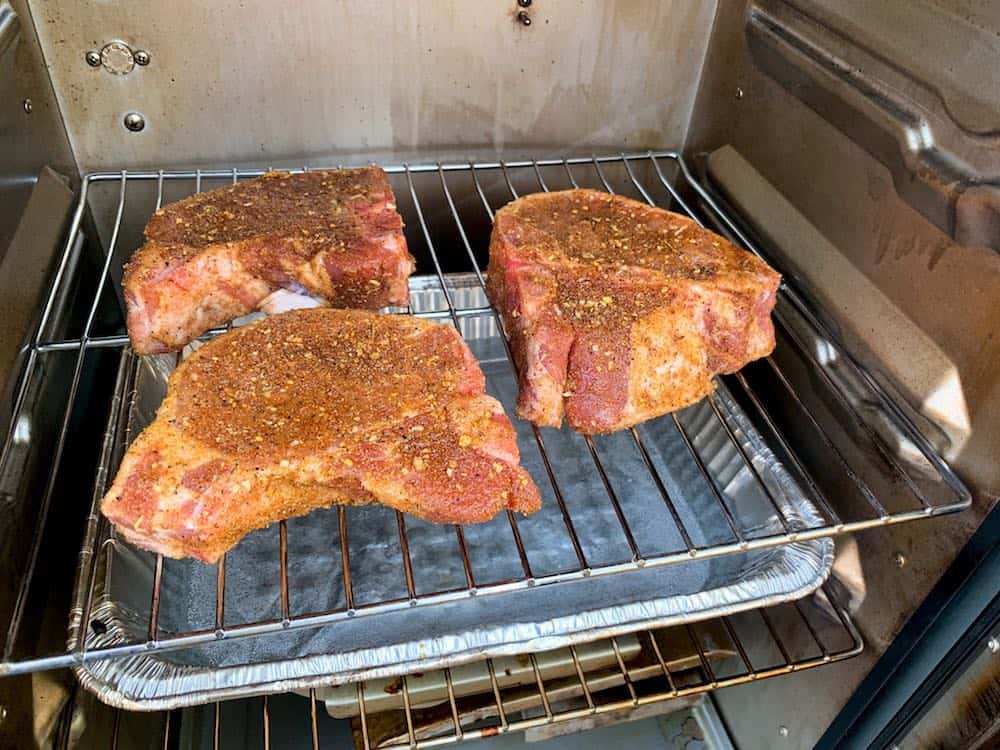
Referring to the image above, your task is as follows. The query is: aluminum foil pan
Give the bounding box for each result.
[73,275,833,710]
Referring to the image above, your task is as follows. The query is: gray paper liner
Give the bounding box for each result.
[74,275,834,710]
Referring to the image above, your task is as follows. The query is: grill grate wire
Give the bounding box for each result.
[0,151,969,679]
[90,584,859,749]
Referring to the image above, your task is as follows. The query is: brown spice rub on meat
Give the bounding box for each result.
[101,309,540,563]
[487,189,781,434]
[124,168,415,354]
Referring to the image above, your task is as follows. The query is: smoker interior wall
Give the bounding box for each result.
[27,1,718,172]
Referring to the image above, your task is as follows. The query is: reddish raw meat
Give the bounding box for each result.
[124,168,415,354]
[101,309,541,563]
[487,190,781,433]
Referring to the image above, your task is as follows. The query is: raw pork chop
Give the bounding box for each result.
[101,309,541,562]
[487,189,780,433]
[124,168,414,354]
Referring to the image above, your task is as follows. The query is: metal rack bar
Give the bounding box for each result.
[330,583,860,749]
[279,522,290,621]
[547,161,753,549]
[646,631,680,695]
[64,583,860,750]
[215,556,226,631]
[1,153,966,679]
[405,163,535,582]
[439,164,590,571]
[396,513,418,601]
[443,668,464,741]
[339,507,355,611]
[671,154,969,507]
[620,157,800,536]
[685,623,719,688]
[262,694,271,749]
[568,644,596,711]
[309,688,320,750]
[6,173,127,662]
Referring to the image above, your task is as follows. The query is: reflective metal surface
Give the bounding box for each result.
[0,153,971,713]
[60,585,859,748]
[23,1,718,172]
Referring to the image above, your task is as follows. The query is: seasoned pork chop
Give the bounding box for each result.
[487,190,780,433]
[101,309,541,562]
[124,168,415,354]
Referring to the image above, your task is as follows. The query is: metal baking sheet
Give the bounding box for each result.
[74,274,833,710]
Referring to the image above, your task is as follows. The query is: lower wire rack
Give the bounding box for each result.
[77,583,859,749]
[0,150,968,684]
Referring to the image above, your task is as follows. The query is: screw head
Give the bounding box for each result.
[989,637,999,654]
[85,50,101,67]
[736,86,745,100]
[22,98,32,114]
[894,552,906,568]
[517,0,532,6]
[134,49,150,66]
[100,41,135,75]
[517,10,532,25]
[0,704,6,723]
[778,726,789,737]
[123,112,146,132]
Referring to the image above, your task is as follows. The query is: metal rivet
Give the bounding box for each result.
[988,637,999,654]
[85,50,101,67]
[0,705,6,724]
[517,10,531,25]
[123,112,146,132]
[778,726,789,737]
[100,41,135,75]
[736,86,745,100]
[22,98,32,114]
[134,49,150,66]
[894,552,906,568]
[518,0,532,6]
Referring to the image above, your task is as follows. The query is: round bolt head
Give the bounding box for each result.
[85,50,102,67]
[22,98,32,114]
[134,49,151,66]
[778,726,789,737]
[894,552,906,567]
[123,112,146,132]
[101,41,135,75]
[736,86,745,100]
[989,637,999,654]
[518,0,532,6]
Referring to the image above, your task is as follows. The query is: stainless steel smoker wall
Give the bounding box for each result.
[25,0,718,172]
[683,1,1000,747]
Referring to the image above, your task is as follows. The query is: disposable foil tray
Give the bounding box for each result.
[74,275,833,710]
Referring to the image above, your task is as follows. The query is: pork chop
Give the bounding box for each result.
[101,309,541,563]
[124,168,415,354]
[487,189,780,433]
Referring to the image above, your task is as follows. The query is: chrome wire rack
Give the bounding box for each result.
[74,584,859,749]
[0,151,969,680]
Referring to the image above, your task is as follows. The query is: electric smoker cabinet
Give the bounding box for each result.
[0,2,997,749]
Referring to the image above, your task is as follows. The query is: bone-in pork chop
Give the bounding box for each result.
[124,168,415,354]
[487,190,780,433]
[101,309,541,563]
